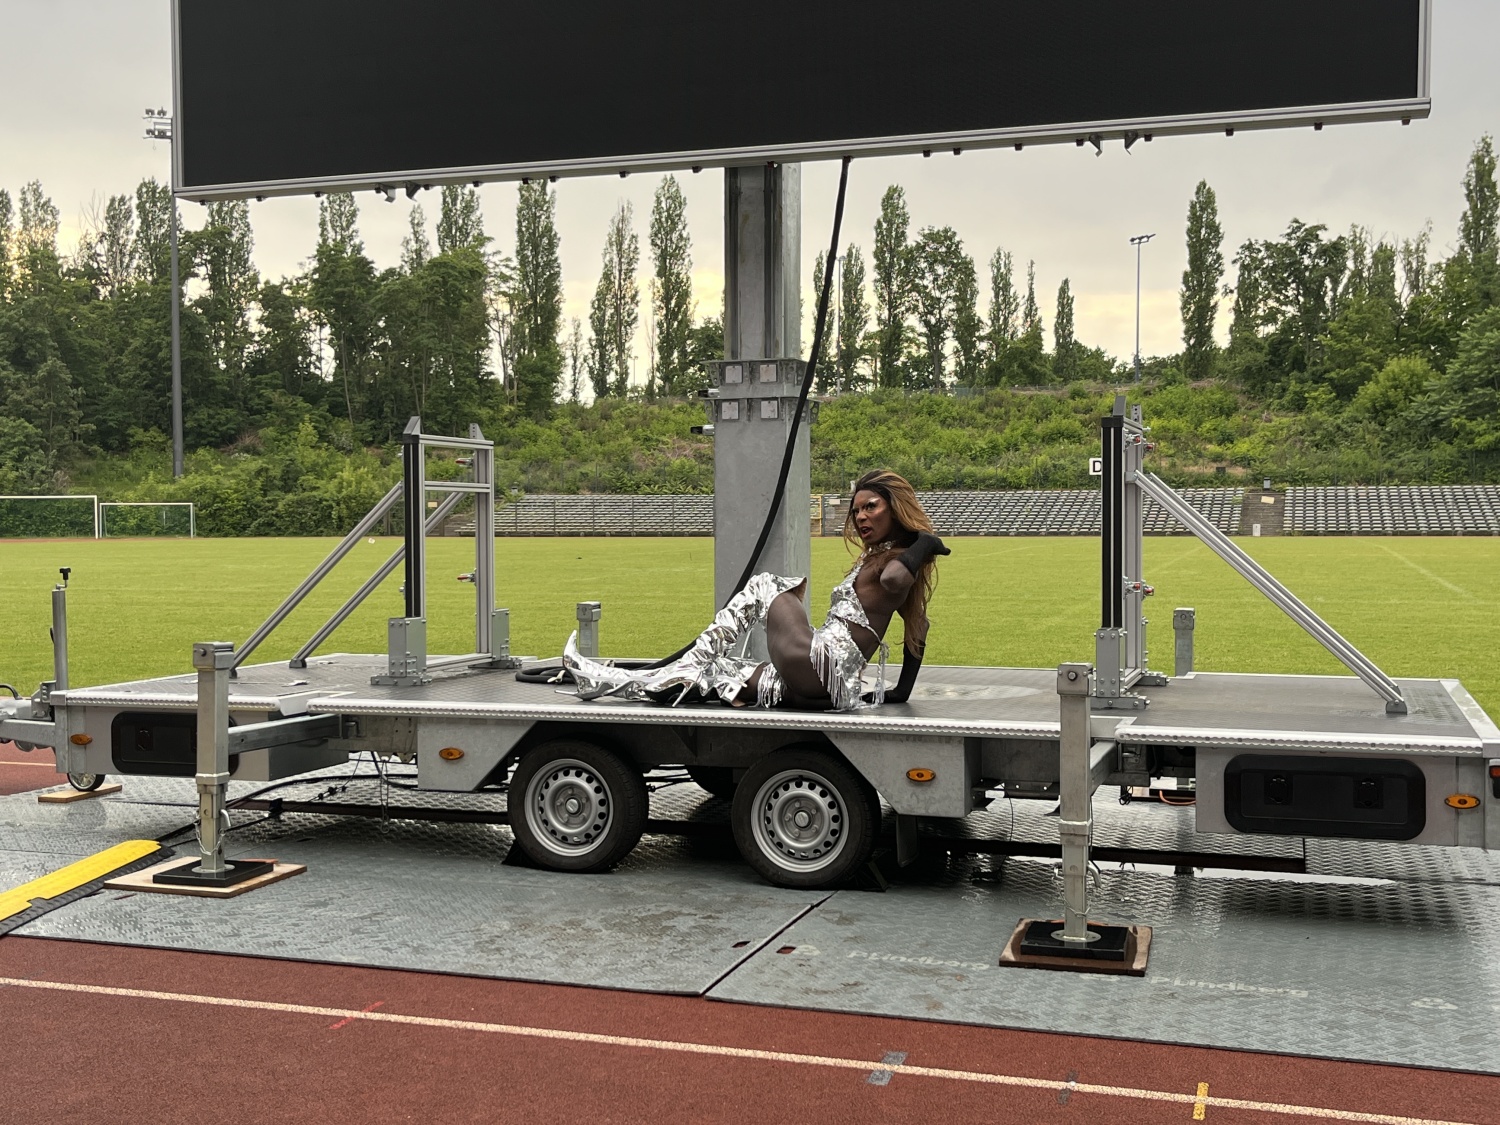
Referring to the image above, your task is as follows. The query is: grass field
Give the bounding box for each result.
[1,535,1496,717]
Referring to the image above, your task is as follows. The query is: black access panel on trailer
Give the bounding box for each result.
[172,0,1431,200]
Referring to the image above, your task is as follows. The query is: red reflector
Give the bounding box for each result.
[1491,765,1500,779]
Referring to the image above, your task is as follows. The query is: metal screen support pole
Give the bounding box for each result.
[1092,403,1144,709]
[1056,663,1097,947]
[575,602,602,658]
[1174,608,1196,677]
[401,417,426,621]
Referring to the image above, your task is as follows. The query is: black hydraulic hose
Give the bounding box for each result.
[639,156,853,670]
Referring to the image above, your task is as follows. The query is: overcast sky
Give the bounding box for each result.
[3,1,1497,377]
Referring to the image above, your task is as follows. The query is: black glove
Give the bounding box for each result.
[865,643,923,705]
[896,530,951,576]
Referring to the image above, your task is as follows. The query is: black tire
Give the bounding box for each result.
[67,772,107,792]
[731,747,879,889]
[508,739,648,873]
[686,765,738,799]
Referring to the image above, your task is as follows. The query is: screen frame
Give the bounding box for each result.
[170,0,1432,202]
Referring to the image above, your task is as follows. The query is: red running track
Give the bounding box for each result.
[0,740,60,796]
[0,936,1495,1125]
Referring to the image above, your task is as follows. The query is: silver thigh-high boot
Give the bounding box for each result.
[563,572,805,704]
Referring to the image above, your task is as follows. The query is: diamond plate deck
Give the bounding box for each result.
[707,855,1500,1074]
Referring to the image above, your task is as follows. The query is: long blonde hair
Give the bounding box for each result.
[842,469,938,651]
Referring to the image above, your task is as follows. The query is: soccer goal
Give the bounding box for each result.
[99,502,197,539]
[0,494,101,539]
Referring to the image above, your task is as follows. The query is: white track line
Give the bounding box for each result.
[0,976,1475,1125]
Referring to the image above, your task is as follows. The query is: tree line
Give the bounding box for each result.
[0,136,1496,508]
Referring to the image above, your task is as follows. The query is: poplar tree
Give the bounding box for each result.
[1021,261,1043,345]
[951,252,982,386]
[811,250,835,390]
[309,192,378,434]
[872,185,911,388]
[512,181,563,415]
[836,245,869,391]
[649,176,693,395]
[987,248,1018,348]
[1180,180,1225,380]
[401,204,431,272]
[1052,278,1076,380]
[437,185,486,254]
[586,201,639,397]
[1459,135,1498,306]
[0,190,12,297]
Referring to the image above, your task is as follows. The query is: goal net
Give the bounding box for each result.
[99,502,197,538]
[0,494,100,539]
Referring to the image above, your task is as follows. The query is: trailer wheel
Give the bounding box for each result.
[732,748,878,889]
[686,765,737,799]
[509,740,647,873]
[67,772,107,792]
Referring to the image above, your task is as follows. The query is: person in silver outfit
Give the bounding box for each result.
[564,469,949,711]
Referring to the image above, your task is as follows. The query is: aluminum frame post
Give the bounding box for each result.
[1056,663,1097,946]
[470,423,497,659]
[401,416,426,621]
[1174,608,1196,677]
[50,571,70,691]
[575,601,602,658]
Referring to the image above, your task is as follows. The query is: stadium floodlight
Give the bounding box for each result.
[143,108,183,479]
[1130,233,1156,383]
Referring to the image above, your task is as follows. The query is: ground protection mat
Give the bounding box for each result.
[708,853,1500,1075]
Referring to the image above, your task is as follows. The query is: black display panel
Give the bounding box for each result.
[174,0,1429,199]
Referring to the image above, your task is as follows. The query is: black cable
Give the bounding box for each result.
[0,683,19,698]
[639,155,854,670]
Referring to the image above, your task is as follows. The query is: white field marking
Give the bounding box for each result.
[0,976,1478,1125]
[1367,542,1478,601]
[0,762,61,769]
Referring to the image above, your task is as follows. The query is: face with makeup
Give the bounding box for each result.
[851,489,896,547]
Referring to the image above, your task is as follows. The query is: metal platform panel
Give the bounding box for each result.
[708,853,1500,1074]
[7,776,1500,1072]
[57,658,1498,754]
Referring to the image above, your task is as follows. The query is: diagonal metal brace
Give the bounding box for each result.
[1136,471,1406,713]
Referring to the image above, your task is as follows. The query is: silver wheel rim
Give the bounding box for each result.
[68,773,101,791]
[750,768,848,873]
[524,758,613,857]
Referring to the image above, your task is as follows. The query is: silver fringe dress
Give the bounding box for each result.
[562,562,888,711]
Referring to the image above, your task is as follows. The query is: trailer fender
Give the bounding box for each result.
[416,717,533,791]
[825,733,977,817]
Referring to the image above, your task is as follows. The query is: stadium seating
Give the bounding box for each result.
[466,485,1500,537]
[1284,485,1500,535]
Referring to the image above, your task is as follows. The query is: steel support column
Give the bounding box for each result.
[716,165,808,658]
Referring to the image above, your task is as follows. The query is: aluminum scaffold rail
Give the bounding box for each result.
[1135,470,1407,713]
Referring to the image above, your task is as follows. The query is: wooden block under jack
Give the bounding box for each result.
[998,919,1152,976]
[104,856,305,898]
[37,784,123,804]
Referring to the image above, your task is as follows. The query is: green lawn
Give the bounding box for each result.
[1,535,1496,717]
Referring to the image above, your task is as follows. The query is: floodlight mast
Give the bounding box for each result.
[1129,233,1155,383]
[144,108,183,479]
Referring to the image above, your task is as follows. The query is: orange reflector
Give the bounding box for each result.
[906,768,935,783]
[1491,765,1500,779]
[1445,793,1480,810]
[438,747,464,761]
[69,734,92,746]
